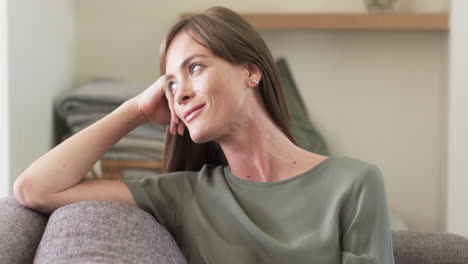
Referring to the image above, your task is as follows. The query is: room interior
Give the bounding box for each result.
[2,0,467,239]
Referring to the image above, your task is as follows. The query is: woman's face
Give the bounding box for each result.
[164,30,259,143]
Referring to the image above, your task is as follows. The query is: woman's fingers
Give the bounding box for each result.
[177,121,185,136]
[161,81,173,134]
[161,76,185,136]
[163,82,178,135]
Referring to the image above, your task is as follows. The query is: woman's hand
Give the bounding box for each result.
[129,75,185,136]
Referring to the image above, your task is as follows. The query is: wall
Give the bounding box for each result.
[7,0,75,195]
[447,0,468,237]
[74,0,450,232]
[0,0,9,197]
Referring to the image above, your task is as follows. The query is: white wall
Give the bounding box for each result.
[7,0,75,195]
[0,0,9,197]
[74,0,450,232]
[447,0,468,237]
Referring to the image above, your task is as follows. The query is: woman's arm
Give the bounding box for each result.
[13,99,147,207]
[13,75,184,214]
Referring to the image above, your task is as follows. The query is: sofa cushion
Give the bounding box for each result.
[392,230,468,264]
[0,196,49,264]
[34,201,187,264]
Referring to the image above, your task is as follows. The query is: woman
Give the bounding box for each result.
[14,6,395,263]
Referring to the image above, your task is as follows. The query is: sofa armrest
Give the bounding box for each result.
[392,230,468,264]
[34,201,187,264]
[0,196,49,264]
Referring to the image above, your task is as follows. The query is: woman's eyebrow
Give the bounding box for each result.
[166,54,208,80]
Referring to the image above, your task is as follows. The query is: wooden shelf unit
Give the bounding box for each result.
[179,13,449,31]
[101,160,163,180]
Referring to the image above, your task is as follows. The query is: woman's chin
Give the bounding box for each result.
[188,128,212,144]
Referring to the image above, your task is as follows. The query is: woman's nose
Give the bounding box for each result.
[175,84,195,105]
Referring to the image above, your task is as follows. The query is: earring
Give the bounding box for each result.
[251,79,259,84]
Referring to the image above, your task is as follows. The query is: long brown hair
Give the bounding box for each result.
[160,6,295,173]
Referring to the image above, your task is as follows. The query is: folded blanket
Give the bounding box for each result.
[112,136,165,152]
[122,168,161,180]
[69,122,167,141]
[65,112,168,135]
[85,150,163,180]
[85,160,103,180]
[65,112,108,127]
[102,150,162,161]
[54,79,151,119]
[61,133,166,160]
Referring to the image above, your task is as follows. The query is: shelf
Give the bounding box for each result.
[179,13,449,31]
[101,160,162,180]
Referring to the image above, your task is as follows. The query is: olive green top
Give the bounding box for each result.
[120,155,395,263]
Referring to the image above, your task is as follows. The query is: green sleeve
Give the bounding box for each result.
[340,164,395,263]
[119,172,190,231]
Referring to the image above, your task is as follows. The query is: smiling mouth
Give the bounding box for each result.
[185,104,206,122]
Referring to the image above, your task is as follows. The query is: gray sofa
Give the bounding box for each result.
[1,196,468,264]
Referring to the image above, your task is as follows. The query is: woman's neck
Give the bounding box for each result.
[218,103,323,183]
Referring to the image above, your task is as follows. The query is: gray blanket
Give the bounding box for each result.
[53,78,151,118]
[71,122,167,140]
[55,79,168,140]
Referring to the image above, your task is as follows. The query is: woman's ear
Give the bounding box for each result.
[244,63,262,88]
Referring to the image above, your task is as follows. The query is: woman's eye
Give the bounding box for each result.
[166,63,202,94]
[168,81,177,93]
[190,63,202,74]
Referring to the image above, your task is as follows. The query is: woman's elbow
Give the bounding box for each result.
[13,177,47,210]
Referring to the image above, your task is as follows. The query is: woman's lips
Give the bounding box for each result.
[185,104,205,122]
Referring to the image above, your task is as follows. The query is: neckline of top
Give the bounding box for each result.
[223,156,338,186]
